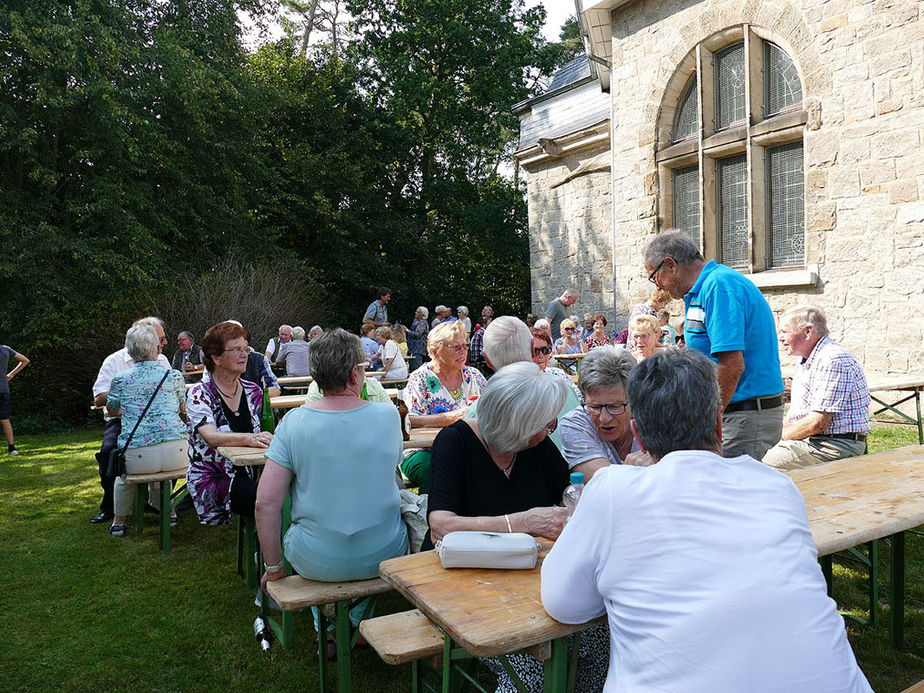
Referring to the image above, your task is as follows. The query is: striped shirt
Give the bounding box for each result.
[789,335,870,435]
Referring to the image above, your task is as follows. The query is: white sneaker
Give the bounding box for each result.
[8,449,18,456]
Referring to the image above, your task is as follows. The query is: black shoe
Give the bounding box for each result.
[90,512,114,524]
[144,502,158,515]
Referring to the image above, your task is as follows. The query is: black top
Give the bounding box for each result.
[422,421,570,550]
[219,384,254,434]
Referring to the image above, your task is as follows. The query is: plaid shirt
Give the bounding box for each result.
[789,335,870,434]
[469,326,485,365]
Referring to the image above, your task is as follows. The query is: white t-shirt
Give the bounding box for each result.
[381,339,408,380]
[541,450,873,693]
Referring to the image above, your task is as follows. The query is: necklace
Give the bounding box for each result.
[214,379,241,416]
[500,452,517,478]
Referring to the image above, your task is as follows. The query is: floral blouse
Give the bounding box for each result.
[586,333,610,349]
[404,363,487,416]
[186,378,264,525]
[108,362,186,449]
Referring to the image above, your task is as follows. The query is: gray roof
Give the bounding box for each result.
[546,54,593,93]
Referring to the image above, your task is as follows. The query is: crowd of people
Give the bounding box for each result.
[75,232,877,691]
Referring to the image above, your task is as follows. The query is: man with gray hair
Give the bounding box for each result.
[643,231,783,459]
[474,316,578,450]
[264,324,292,364]
[172,330,204,382]
[763,305,870,469]
[90,317,171,525]
[542,349,873,692]
[544,288,579,340]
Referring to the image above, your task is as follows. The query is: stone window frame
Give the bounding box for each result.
[656,25,808,275]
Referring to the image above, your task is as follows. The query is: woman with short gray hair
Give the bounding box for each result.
[559,347,649,481]
[408,306,430,368]
[426,362,609,690]
[106,324,187,537]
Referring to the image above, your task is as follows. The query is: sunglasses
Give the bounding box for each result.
[533,346,552,356]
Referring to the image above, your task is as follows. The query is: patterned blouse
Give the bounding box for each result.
[186,378,264,526]
[586,333,610,349]
[108,362,186,450]
[405,362,487,417]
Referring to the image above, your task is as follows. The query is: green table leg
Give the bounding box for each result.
[244,516,258,588]
[890,531,906,649]
[820,555,833,596]
[915,387,922,445]
[869,540,879,627]
[542,637,568,692]
[336,600,352,692]
[442,634,452,693]
[160,481,171,554]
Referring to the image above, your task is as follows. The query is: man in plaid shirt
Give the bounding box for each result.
[763,305,870,469]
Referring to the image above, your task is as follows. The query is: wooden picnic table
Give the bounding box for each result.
[271,391,400,410]
[217,446,267,467]
[379,539,602,691]
[785,444,924,648]
[277,375,313,386]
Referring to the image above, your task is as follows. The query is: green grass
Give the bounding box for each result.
[2,426,923,692]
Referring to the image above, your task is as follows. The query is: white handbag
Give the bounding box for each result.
[435,531,540,570]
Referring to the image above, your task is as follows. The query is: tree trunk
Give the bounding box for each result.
[298,0,320,58]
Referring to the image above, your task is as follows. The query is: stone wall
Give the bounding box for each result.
[522,141,615,322]
[588,0,922,372]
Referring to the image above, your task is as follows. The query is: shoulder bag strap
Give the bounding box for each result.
[120,369,172,454]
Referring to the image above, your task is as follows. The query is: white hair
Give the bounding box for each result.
[482,316,531,369]
[125,324,159,362]
[457,305,469,316]
[416,306,429,320]
[291,326,306,340]
[477,362,566,453]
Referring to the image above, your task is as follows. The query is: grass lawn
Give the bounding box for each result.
[2,424,924,692]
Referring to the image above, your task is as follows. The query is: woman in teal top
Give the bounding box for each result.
[256,328,408,586]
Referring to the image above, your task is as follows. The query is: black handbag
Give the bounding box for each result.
[106,369,172,477]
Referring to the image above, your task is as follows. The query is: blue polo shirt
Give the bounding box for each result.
[684,260,783,404]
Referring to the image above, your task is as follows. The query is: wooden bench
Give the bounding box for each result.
[903,680,924,693]
[124,468,188,554]
[264,574,393,693]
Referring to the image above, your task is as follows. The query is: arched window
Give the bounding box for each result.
[657,28,806,272]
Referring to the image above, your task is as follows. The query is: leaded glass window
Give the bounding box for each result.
[767,142,804,267]
[715,43,746,129]
[765,42,802,115]
[718,155,748,267]
[672,165,701,244]
[673,78,698,142]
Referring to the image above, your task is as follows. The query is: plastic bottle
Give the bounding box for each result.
[260,388,275,434]
[562,472,585,518]
[253,616,272,651]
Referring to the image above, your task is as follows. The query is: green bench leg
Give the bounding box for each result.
[542,637,568,693]
[159,481,171,553]
[235,515,259,587]
[868,540,879,627]
[820,555,833,596]
[133,482,146,535]
[318,608,330,692]
[891,531,906,649]
[336,600,352,692]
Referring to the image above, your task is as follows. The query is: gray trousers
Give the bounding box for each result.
[762,436,866,470]
[721,405,784,460]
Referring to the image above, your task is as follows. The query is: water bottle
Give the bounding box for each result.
[254,616,272,651]
[563,472,585,519]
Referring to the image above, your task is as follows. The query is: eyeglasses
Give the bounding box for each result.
[533,346,552,356]
[223,347,249,355]
[445,343,468,353]
[648,259,667,285]
[584,401,629,417]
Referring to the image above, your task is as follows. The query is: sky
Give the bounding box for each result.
[241,1,578,50]
[528,1,577,42]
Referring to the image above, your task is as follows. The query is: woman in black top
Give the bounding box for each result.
[424,361,570,550]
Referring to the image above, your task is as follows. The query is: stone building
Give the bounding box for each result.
[514,0,923,374]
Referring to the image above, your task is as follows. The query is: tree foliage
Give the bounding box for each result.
[1,0,552,427]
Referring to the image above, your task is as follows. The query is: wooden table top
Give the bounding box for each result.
[785,444,924,555]
[271,394,307,409]
[780,368,924,393]
[277,375,313,385]
[379,540,604,658]
[549,352,587,360]
[216,446,267,467]
[406,427,440,450]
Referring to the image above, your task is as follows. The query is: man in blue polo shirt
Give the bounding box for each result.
[643,231,783,459]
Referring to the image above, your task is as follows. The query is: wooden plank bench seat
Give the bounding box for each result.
[903,680,924,693]
[263,574,394,693]
[359,609,445,665]
[123,467,188,554]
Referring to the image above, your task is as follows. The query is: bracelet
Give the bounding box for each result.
[264,559,285,572]
[505,514,513,533]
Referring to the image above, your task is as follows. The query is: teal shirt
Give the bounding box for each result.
[266,402,409,581]
[107,361,186,449]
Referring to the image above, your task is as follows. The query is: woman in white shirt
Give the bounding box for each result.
[375,326,408,380]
